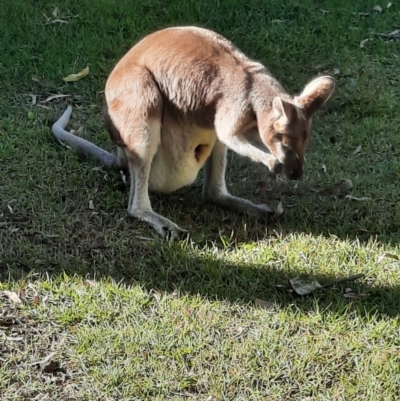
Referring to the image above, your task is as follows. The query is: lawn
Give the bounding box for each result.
[1,0,400,399]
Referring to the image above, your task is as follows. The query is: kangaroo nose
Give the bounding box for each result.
[288,167,303,180]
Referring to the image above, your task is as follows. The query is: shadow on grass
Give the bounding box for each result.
[1,197,399,319]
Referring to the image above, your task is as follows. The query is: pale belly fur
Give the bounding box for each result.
[148,125,217,193]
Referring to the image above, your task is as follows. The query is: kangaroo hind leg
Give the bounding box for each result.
[106,66,188,240]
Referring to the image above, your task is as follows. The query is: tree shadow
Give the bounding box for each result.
[2,212,399,319]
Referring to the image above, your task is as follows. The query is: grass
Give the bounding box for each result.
[1,0,400,399]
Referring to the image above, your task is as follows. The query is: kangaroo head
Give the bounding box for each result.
[263,76,335,180]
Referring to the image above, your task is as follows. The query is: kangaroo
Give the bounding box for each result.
[52,26,335,240]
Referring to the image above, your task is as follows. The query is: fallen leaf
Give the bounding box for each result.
[88,200,94,210]
[3,291,22,304]
[41,94,70,103]
[255,299,275,310]
[333,68,340,75]
[353,145,362,155]
[7,204,13,214]
[290,273,364,295]
[52,7,59,17]
[373,5,383,12]
[345,195,372,201]
[360,38,369,48]
[387,2,393,8]
[63,66,89,82]
[321,164,327,173]
[377,252,399,263]
[289,276,323,295]
[271,201,284,222]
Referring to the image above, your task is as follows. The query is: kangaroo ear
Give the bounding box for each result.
[272,97,298,133]
[273,96,297,121]
[295,76,335,118]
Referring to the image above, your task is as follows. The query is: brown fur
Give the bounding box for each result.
[53,26,335,239]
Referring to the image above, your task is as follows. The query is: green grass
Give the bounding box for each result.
[1,0,400,399]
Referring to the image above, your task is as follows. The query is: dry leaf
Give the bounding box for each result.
[52,7,59,17]
[289,276,323,295]
[353,145,362,155]
[255,299,275,310]
[290,273,364,295]
[63,66,89,82]
[333,68,340,75]
[377,252,399,263]
[373,5,383,12]
[88,200,94,210]
[7,204,13,214]
[345,195,372,201]
[387,2,394,8]
[321,164,327,173]
[360,38,369,48]
[3,291,22,304]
